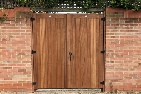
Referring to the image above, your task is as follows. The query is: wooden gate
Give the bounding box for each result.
[32,14,105,90]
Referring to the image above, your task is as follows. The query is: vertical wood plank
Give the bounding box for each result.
[98,17,105,89]
[87,18,92,88]
[91,18,96,88]
[39,18,46,88]
[33,14,66,89]
[36,15,41,89]
[33,13,105,89]
[32,14,38,90]
[75,18,81,87]
[66,14,72,88]
[67,14,104,89]
[44,18,48,88]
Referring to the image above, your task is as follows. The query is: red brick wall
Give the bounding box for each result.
[0,7,30,17]
[1,7,141,92]
[0,8,32,92]
[106,8,141,92]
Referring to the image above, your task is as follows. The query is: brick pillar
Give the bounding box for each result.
[0,8,32,92]
[106,8,141,92]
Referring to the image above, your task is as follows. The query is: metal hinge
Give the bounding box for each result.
[31,50,36,54]
[101,17,106,21]
[30,17,35,21]
[32,82,36,85]
[100,81,105,85]
[101,50,106,53]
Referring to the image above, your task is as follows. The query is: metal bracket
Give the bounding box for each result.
[31,50,36,54]
[101,17,106,21]
[32,82,36,85]
[100,81,105,85]
[30,17,35,21]
[101,50,106,53]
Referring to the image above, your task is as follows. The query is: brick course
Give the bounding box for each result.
[0,16,32,91]
[106,8,141,92]
[0,7,141,92]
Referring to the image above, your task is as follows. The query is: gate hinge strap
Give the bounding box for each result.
[30,17,35,21]
[101,17,106,21]
[31,50,36,54]
[32,82,36,85]
[101,50,106,53]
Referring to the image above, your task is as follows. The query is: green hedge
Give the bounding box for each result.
[104,0,141,11]
[1,0,141,11]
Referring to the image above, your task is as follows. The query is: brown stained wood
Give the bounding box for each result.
[44,18,48,88]
[91,18,96,87]
[80,18,89,88]
[33,14,66,89]
[96,18,101,88]
[63,16,68,88]
[57,18,66,88]
[35,16,41,89]
[72,14,103,18]
[98,18,105,89]
[75,18,81,88]
[72,15,76,87]
[66,14,71,88]
[87,18,92,87]
[96,18,100,88]
[103,12,106,91]
[33,13,105,89]
[47,18,52,88]
[67,15,88,88]
[36,14,65,18]
[32,14,37,90]
[51,18,56,88]
[94,17,105,89]
[39,18,46,88]
[67,14,104,88]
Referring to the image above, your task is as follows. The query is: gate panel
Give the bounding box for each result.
[67,14,104,88]
[33,14,105,89]
[33,14,67,89]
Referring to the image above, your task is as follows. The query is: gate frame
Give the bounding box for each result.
[31,10,106,92]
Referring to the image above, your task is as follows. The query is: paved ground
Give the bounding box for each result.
[0,89,101,94]
[0,89,140,94]
[34,89,101,94]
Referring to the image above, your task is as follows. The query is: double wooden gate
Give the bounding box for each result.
[32,14,105,90]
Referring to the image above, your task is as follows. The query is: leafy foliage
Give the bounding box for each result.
[1,0,141,11]
[104,0,141,11]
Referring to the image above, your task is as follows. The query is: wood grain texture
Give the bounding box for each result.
[33,14,104,89]
[67,14,104,88]
[98,17,105,89]
[32,14,37,90]
[33,14,66,89]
